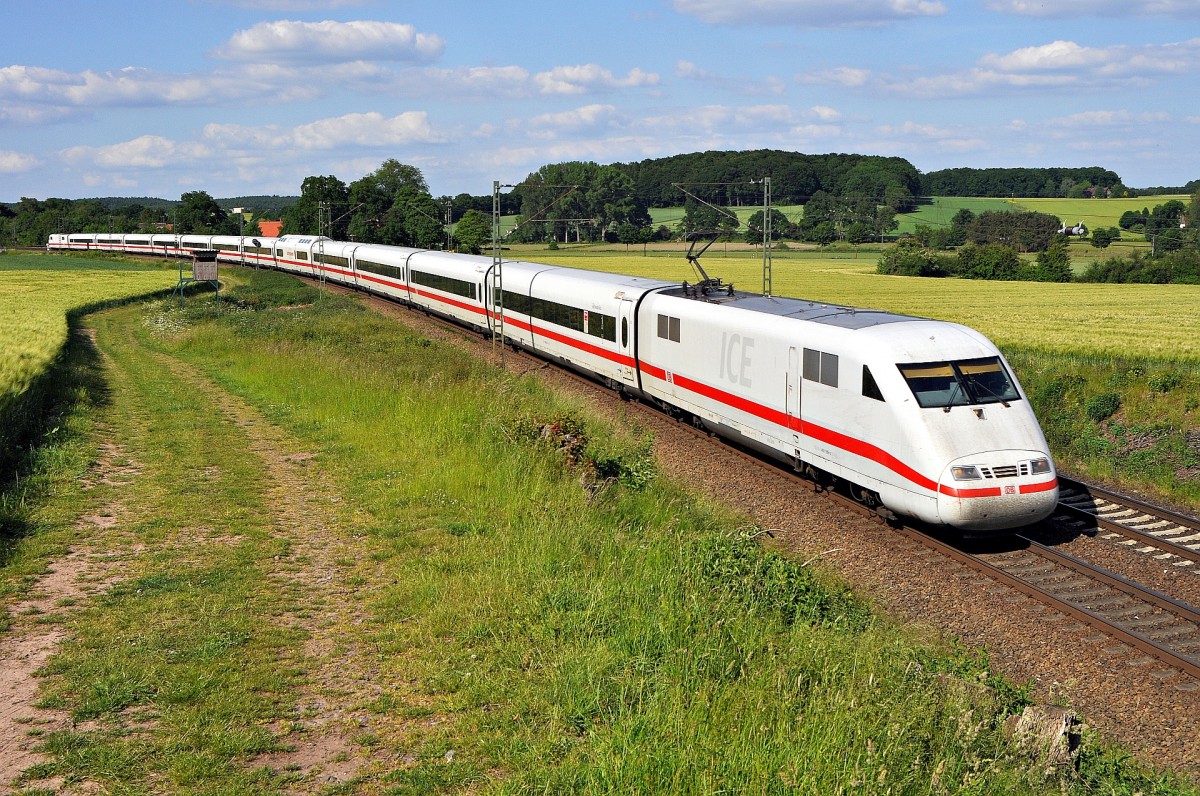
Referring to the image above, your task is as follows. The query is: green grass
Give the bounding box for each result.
[0,254,177,402]
[893,197,1014,235]
[2,258,1198,793]
[1012,195,1190,232]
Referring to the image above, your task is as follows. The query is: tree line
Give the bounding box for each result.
[879,194,1200,284]
[6,150,1198,258]
[0,191,256,247]
[919,167,1126,199]
[616,149,921,212]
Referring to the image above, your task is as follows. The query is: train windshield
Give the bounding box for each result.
[898,357,1020,409]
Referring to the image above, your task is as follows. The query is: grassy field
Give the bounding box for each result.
[892,197,1014,235]
[0,254,178,402]
[636,194,1193,243]
[0,253,180,470]
[514,248,1200,361]
[2,264,1194,793]
[1012,195,1190,230]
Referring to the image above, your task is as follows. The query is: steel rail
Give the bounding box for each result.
[1055,476,1200,567]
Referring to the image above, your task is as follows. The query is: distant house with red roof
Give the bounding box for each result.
[258,220,283,237]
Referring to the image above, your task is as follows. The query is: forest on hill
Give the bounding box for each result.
[611,149,922,212]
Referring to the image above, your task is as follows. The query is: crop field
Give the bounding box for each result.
[517,249,1200,361]
[0,254,178,406]
[892,197,1014,235]
[1013,195,1190,231]
[634,195,1192,243]
[648,203,805,229]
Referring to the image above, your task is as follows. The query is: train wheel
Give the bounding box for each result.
[851,485,880,509]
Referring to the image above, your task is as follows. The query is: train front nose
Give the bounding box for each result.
[937,452,1059,533]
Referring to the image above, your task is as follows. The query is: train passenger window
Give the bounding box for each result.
[802,349,838,387]
[803,348,820,382]
[862,365,884,401]
[657,314,680,342]
[820,352,838,387]
[531,297,585,332]
[501,289,532,315]
[584,312,617,343]
[412,269,477,301]
[898,363,965,408]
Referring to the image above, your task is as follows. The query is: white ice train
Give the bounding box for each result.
[49,231,1059,533]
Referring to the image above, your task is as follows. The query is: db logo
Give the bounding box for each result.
[1004,485,1017,495]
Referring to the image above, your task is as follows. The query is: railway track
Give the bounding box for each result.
[1053,476,1200,572]
[288,272,1200,685]
[972,535,1200,682]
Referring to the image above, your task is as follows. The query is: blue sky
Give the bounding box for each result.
[2,0,1198,202]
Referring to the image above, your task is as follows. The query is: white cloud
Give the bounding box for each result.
[533,65,660,95]
[204,111,445,150]
[0,64,280,111]
[985,0,1200,18]
[0,150,40,173]
[61,135,212,169]
[1046,110,1170,127]
[981,40,1104,72]
[877,120,957,138]
[893,38,1200,97]
[530,104,621,130]
[798,67,872,87]
[673,0,946,27]
[215,20,445,64]
[675,60,787,96]
[390,65,531,99]
[810,105,842,121]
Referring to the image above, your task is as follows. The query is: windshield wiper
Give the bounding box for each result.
[942,378,963,413]
[966,376,1011,408]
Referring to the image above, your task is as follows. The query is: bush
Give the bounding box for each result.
[957,243,1022,280]
[876,238,950,277]
[1085,393,1121,423]
[1148,372,1183,393]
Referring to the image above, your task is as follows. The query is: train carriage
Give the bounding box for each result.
[310,240,359,288]
[405,250,491,332]
[272,235,324,280]
[518,268,674,389]
[148,233,181,256]
[636,289,1057,531]
[350,245,416,303]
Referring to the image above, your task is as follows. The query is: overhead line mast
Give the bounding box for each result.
[490,180,581,367]
[673,177,774,296]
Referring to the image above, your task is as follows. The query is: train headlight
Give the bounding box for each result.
[950,465,982,481]
[1029,458,1052,475]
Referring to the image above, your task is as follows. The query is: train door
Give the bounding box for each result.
[484,264,498,336]
[618,299,636,384]
[787,346,802,449]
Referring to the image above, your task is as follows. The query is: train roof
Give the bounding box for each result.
[658,286,926,330]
